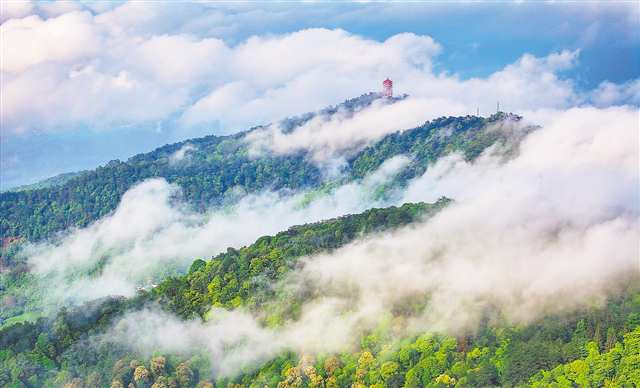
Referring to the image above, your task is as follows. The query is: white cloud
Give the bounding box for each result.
[22,106,638,316]
[1,11,101,73]
[107,106,639,378]
[228,29,439,89]
[24,155,411,307]
[37,1,85,18]
[125,34,228,86]
[168,143,196,165]
[0,0,33,22]
[180,81,257,128]
[179,30,441,129]
[244,96,469,163]
[2,63,187,133]
[589,79,640,107]
[2,3,635,139]
[390,49,581,116]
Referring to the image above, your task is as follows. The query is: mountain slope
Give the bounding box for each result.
[0,93,636,388]
[151,199,449,319]
[1,198,637,388]
[0,199,448,387]
[2,171,88,193]
[0,93,524,242]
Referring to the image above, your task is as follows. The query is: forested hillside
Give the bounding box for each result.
[0,200,445,386]
[0,93,523,242]
[1,92,636,388]
[3,172,87,194]
[1,199,638,388]
[5,1,640,386]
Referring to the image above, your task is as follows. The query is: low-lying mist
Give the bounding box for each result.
[105,106,639,377]
[244,95,469,163]
[17,104,639,378]
[23,155,412,308]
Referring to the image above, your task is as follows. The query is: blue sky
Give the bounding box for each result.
[1,1,639,189]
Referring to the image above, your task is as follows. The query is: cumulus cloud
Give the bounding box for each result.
[390,49,582,115]
[589,79,640,107]
[2,63,186,134]
[124,34,228,87]
[103,106,639,377]
[2,2,637,138]
[179,81,257,128]
[179,29,442,130]
[1,11,101,73]
[179,41,584,131]
[0,0,33,22]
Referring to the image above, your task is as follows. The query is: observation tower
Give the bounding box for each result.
[382,78,393,98]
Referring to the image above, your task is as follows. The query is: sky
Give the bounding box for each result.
[1,0,639,189]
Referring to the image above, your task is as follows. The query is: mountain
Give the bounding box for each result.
[1,198,637,387]
[0,93,524,243]
[2,94,634,388]
[150,199,450,319]
[0,199,446,386]
[2,171,88,193]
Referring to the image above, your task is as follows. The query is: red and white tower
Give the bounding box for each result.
[382,78,393,98]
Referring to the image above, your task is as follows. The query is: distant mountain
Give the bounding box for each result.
[3,171,88,193]
[0,93,525,242]
[1,94,637,388]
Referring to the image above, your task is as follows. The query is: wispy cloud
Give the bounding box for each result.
[168,143,196,165]
[244,96,468,164]
[24,155,411,307]
[105,106,638,377]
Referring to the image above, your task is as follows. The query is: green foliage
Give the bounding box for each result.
[5,170,87,193]
[530,327,640,387]
[2,101,635,387]
[0,137,322,242]
[1,109,521,243]
[0,196,638,387]
[151,200,448,319]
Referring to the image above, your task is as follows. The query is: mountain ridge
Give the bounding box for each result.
[0,93,525,243]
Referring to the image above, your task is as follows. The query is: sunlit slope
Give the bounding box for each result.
[2,197,637,387]
[0,199,450,386]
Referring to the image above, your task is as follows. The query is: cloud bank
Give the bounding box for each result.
[245,96,469,163]
[3,3,638,138]
[104,106,639,377]
[24,155,411,307]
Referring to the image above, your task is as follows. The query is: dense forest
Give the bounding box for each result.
[0,94,524,243]
[1,95,637,387]
[1,199,638,387]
